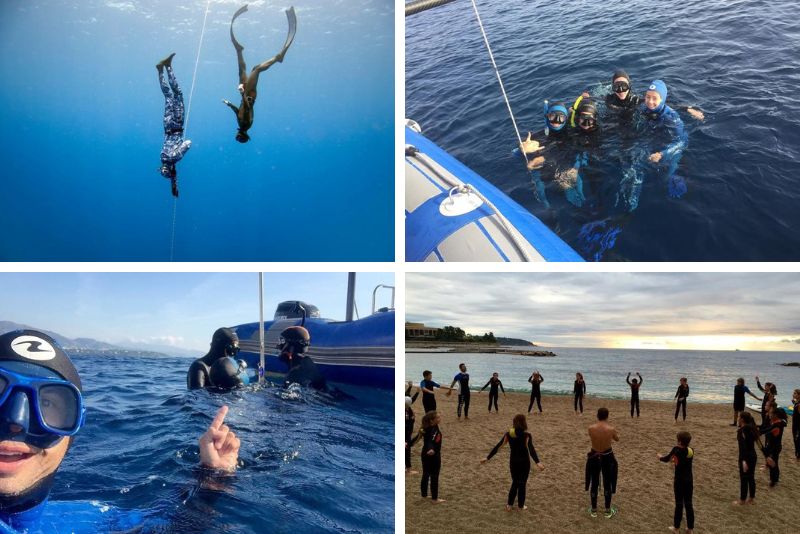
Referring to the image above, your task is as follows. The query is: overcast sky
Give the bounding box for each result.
[406,272,800,351]
[0,272,393,351]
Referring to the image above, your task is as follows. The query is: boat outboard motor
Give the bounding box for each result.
[273,301,320,321]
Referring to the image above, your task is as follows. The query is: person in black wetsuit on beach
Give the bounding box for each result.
[586,407,619,518]
[793,389,800,461]
[574,372,587,415]
[481,414,545,511]
[528,371,544,414]
[659,431,694,534]
[755,376,776,428]
[406,380,419,404]
[732,377,761,426]
[674,378,689,422]
[405,396,417,475]
[626,372,643,418]
[409,411,445,503]
[760,402,788,487]
[419,370,450,414]
[480,372,506,413]
[446,363,471,420]
[734,411,763,506]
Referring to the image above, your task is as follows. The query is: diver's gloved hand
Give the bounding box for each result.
[199,405,240,471]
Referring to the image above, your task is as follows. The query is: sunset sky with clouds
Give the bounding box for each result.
[407,273,800,351]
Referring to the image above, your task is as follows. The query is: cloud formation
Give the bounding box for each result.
[406,273,800,350]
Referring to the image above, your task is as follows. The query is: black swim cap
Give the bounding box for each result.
[612,69,630,84]
[211,328,238,352]
[279,326,310,353]
[0,330,82,391]
[577,98,598,119]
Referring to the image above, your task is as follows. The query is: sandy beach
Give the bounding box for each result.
[405,391,799,533]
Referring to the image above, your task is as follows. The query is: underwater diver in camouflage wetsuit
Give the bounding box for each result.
[157,53,191,197]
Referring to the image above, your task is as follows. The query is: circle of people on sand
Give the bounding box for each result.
[405,365,799,534]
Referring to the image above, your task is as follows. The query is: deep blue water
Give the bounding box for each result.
[53,353,393,533]
[0,0,393,261]
[406,347,800,404]
[406,0,800,261]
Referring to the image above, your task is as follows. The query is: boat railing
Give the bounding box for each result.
[372,285,395,314]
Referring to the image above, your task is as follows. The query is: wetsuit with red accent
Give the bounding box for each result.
[760,415,787,486]
[660,445,694,530]
[410,425,442,500]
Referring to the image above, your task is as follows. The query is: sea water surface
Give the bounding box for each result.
[0,0,393,261]
[406,0,800,261]
[406,347,800,405]
[55,353,393,533]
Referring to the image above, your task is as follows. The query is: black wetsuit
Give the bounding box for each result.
[733,384,752,413]
[410,425,442,500]
[756,380,773,427]
[674,384,689,420]
[187,328,238,389]
[405,405,415,470]
[284,355,326,390]
[486,428,541,509]
[481,377,505,412]
[737,427,759,501]
[574,380,586,413]
[793,400,800,459]
[405,384,419,404]
[528,374,544,413]
[760,415,787,486]
[420,379,439,414]
[627,375,642,417]
[605,91,640,122]
[453,372,470,418]
[585,448,617,510]
[660,446,694,530]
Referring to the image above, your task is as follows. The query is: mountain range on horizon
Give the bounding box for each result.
[0,320,198,357]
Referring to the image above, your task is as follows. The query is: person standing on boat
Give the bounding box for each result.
[187,328,241,390]
[156,53,191,198]
[446,363,471,420]
[223,5,297,143]
[0,330,240,532]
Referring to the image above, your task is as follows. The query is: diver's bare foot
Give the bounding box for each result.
[746,498,755,505]
[519,505,528,511]
[667,527,679,534]
[686,529,693,534]
[732,500,745,506]
[432,499,446,504]
[505,505,512,512]
[406,469,418,475]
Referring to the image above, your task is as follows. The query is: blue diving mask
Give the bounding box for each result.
[545,103,569,132]
[0,361,86,449]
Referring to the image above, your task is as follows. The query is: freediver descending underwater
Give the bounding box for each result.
[156,53,191,197]
[222,4,297,143]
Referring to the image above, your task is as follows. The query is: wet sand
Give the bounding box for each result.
[405,392,799,533]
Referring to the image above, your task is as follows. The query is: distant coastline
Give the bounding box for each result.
[406,340,555,357]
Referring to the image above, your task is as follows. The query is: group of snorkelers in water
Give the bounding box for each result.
[514,70,705,259]
[0,321,323,532]
[157,4,297,196]
[405,364,800,533]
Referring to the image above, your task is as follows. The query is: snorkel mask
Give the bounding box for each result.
[0,332,85,450]
[544,102,568,133]
[277,326,311,367]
